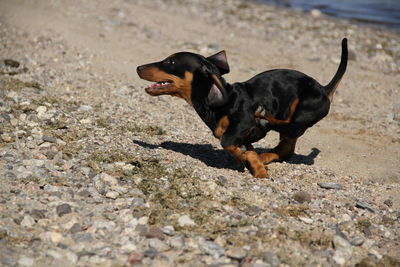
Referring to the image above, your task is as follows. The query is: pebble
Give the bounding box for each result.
[78,105,93,111]
[383,199,393,207]
[262,251,281,267]
[350,236,365,246]
[199,240,225,259]
[355,202,375,213]
[56,203,72,217]
[168,235,185,250]
[4,59,20,68]
[178,215,196,227]
[310,9,322,18]
[298,216,313,224]
[18,256,34,267]
[292,191,311,203]
[318,182,343,190]
[332,235,352,265]
[73,232,94,243]
[140,227,165,240]
[143,248,158,259]
[226,247,247,260]
[149,238,170,252]
[42,135,57,143]
[20,215,35,228]
[105,191,119,199]
[128,252,144,265]
[70,223,84,234]
[162,225,176,236]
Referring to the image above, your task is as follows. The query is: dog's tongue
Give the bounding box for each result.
[146,81,171,90]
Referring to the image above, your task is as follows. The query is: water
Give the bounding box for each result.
[261,0,400,30]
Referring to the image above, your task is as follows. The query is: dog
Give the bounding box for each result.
[137,38,348,178]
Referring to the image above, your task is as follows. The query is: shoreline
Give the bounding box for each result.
[257,0,400,33]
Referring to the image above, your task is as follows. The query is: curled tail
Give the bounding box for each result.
[325,38,348,102]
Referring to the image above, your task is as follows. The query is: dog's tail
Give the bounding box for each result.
[324,38,348,102]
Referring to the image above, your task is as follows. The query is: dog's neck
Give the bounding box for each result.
[191,83,234,132]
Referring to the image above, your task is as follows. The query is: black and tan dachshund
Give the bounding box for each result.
[137,38,348,178]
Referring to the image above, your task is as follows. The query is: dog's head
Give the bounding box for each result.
[137,51,229,106]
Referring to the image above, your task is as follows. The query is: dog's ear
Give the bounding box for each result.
[207,74,227,107]
[207,50,230,75]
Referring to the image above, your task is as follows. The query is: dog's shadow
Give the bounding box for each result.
[133,140,320,170]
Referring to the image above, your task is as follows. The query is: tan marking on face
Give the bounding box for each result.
[214,115,230,139]
[138,66,193,105]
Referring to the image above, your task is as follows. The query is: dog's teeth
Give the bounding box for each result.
[260,119,269,128]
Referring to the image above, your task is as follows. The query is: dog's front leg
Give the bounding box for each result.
[223,145,268,178]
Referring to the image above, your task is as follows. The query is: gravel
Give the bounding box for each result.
[0,0,399,266]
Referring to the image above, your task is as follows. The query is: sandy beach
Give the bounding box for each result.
[1,0,399,265]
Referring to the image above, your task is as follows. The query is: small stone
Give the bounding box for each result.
[42,135,57,143]
[70,223,83,234]
[105,191,119,199]
[162,225,175,236]
[4,59,20,68]
[49,232,63,243]
[20,215,35,228]
[168,235,185,250]
[131,197,145,207]
[245,205,264,216]
[298,216,313,224]
[36,106,47,116]
[318,182,343,190]
[332,235,352,265]
[73,232,93,243]
[262,251,281,267]
[217,175,228,185]
[30,209,46,220]
[149,238,170,252]
[1,134,12,142]
[78,105,93,111]
[226,247,247,260]
[138,216,149,225]
[121,243,137,253]
[18,256,34,267]
[100,172,118,186]
[292,191,311,203]
[56,203,72,217]
[140,227,165,240]
[199,240,225,259]
[143,248,158,259]
[356,202,375,213]
[178,215,196,227]
[383,199,393,207]
[128,252,143,265]
[350,236,365,246]
[310,9,322,18]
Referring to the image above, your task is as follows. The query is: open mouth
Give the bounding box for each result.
[145,80,174,95]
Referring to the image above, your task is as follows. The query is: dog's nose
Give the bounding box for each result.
[136,65,146,73]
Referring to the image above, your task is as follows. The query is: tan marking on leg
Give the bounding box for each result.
[224,145,268,178]
[244,151,268,178]
[263,98,299,125]
[214,116,230,139]
[259,134,297,164]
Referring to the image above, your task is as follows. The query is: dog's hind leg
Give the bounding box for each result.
[259,134,297,164]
